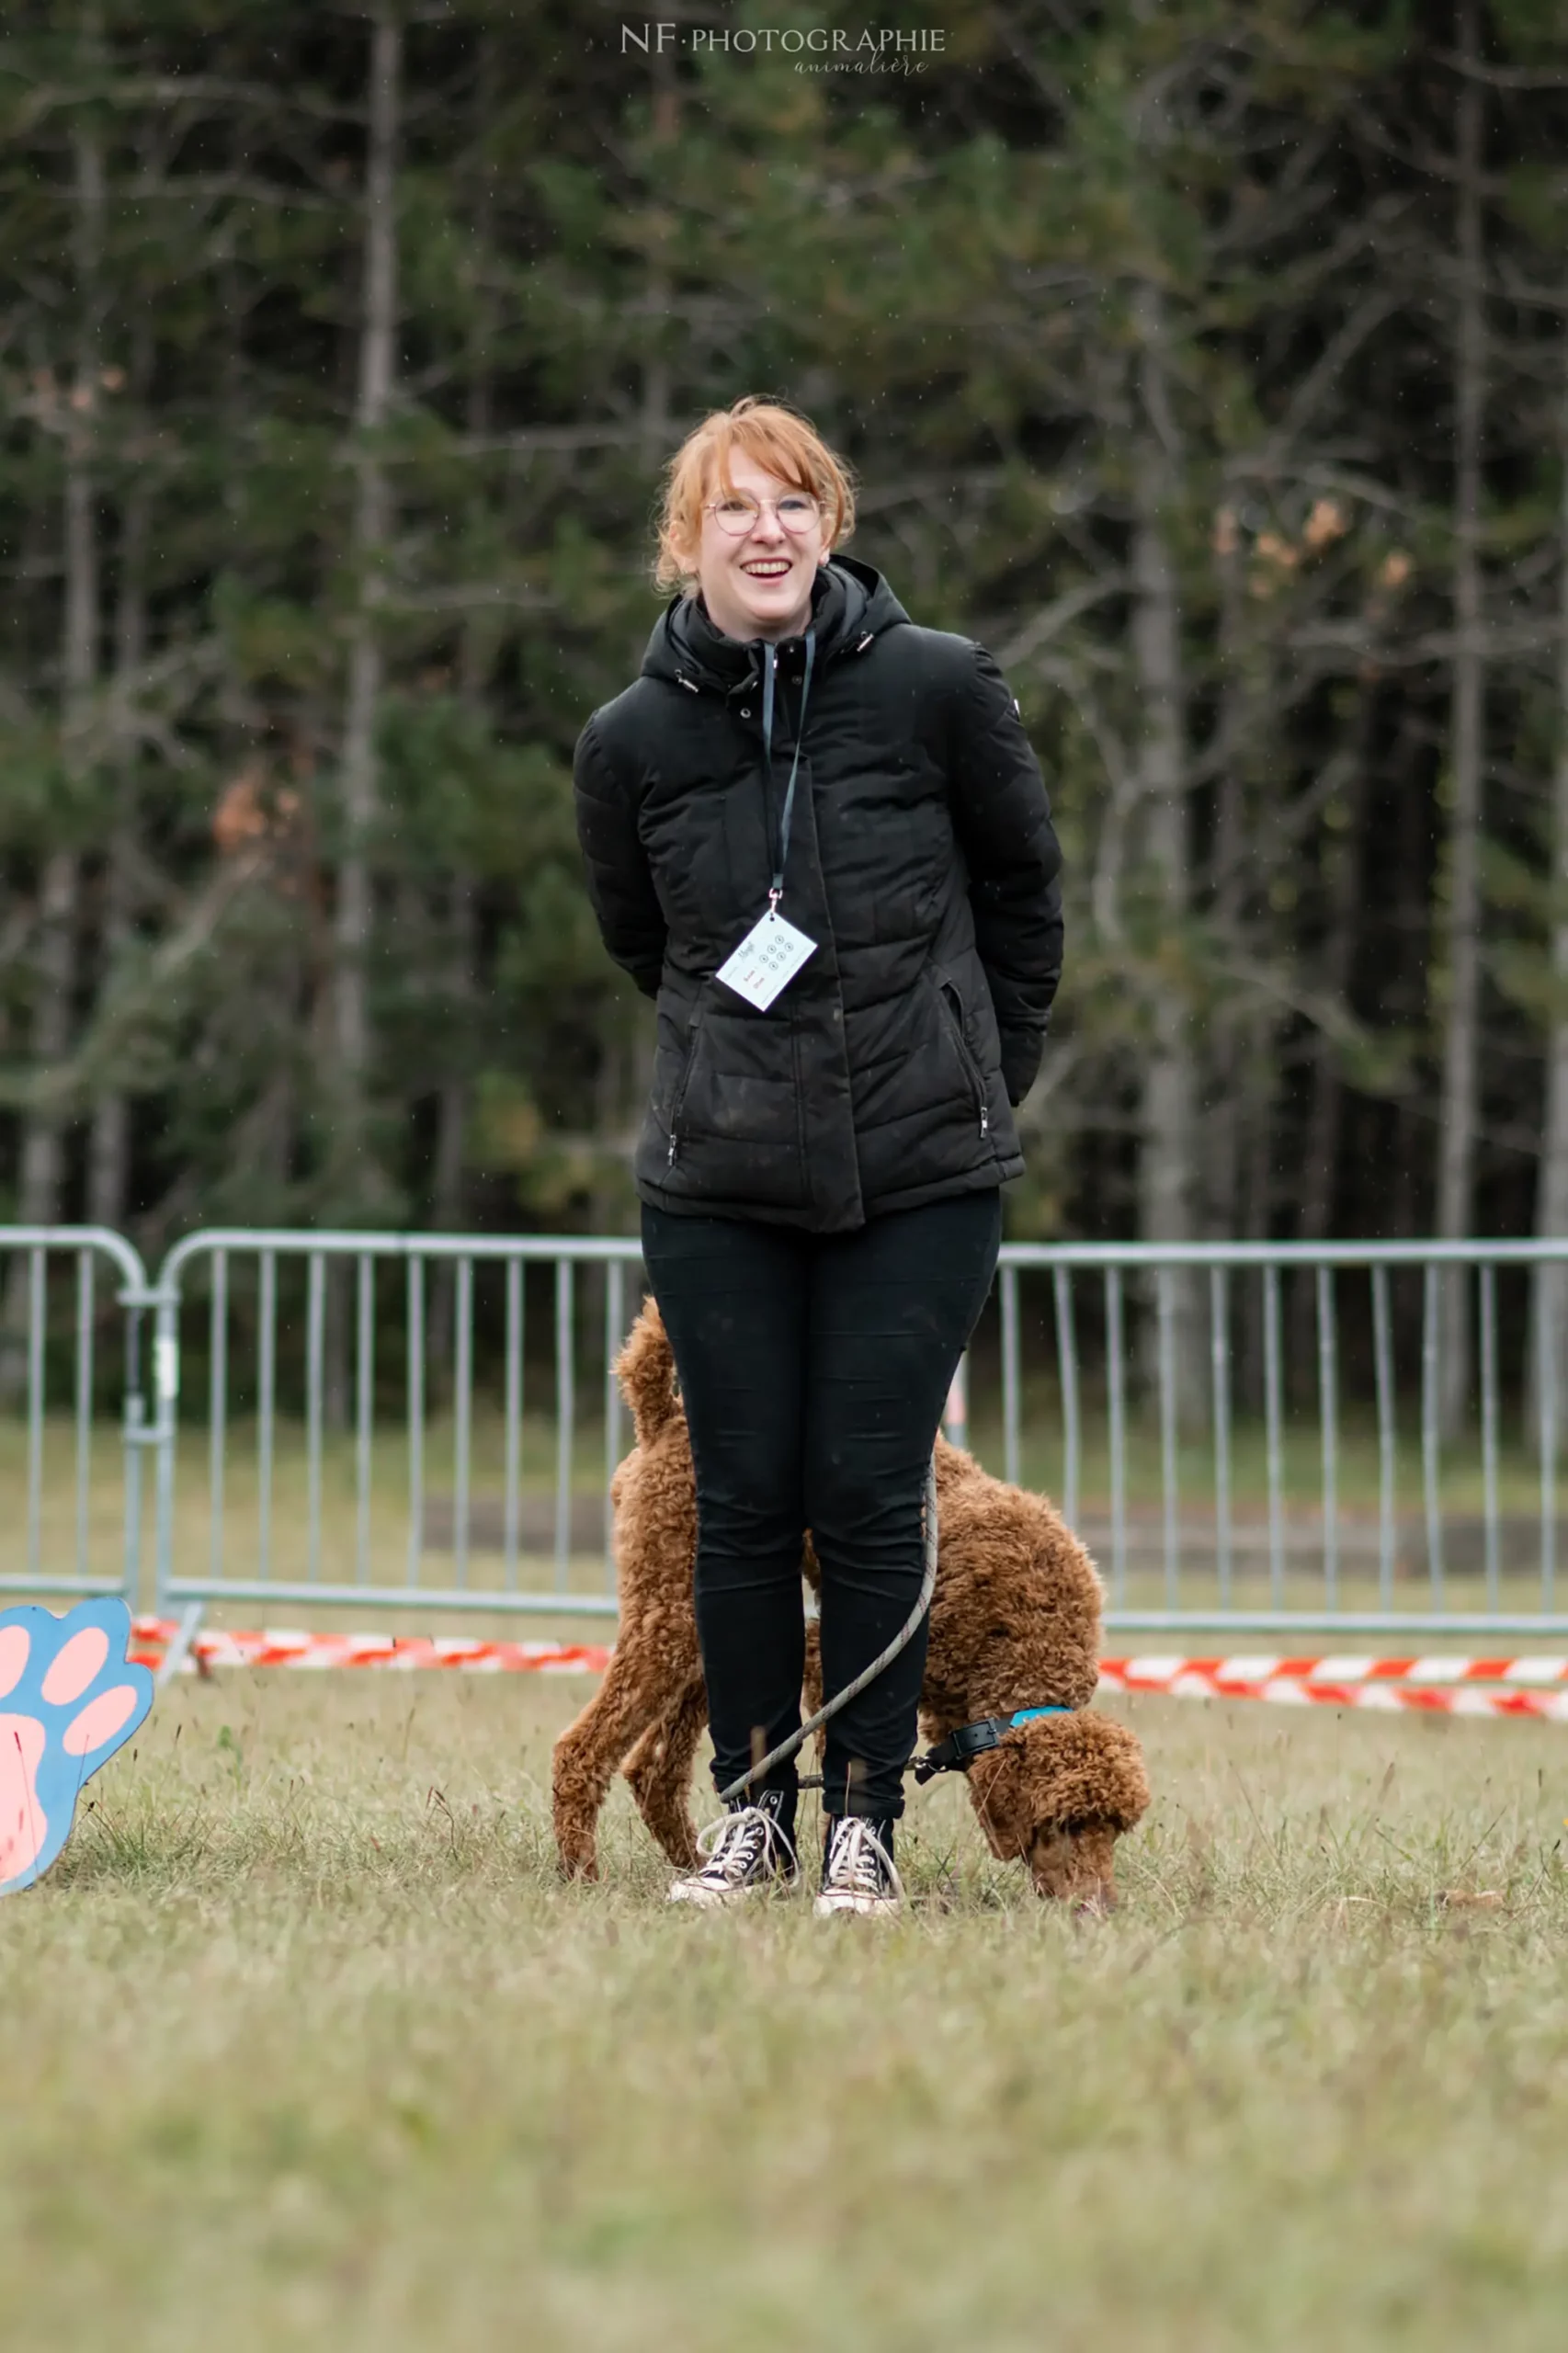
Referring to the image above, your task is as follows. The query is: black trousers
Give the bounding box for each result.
[641,1190,1002,1819]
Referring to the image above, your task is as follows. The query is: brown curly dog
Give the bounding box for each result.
[552,1300,1150,1906]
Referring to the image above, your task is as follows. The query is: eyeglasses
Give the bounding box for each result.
[704,492,821,538]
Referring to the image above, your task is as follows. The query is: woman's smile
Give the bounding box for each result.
[696,450,826,642]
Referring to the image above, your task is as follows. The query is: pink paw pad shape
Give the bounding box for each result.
[0,1598,154,1896]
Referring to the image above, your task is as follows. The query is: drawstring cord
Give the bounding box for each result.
[760,630,815,914]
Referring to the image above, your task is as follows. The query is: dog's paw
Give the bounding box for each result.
[552,1810,601,1881]
[0,1599,154,1896]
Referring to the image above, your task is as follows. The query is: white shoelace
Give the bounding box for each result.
[687,1804,793,1889]
[823,1817,904,1904]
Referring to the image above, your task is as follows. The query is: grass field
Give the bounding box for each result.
[4,1674,1567,2351]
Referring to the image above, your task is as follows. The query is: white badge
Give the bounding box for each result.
[715,906,817,1011]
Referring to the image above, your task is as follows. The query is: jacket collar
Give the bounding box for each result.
[642,553,909,699]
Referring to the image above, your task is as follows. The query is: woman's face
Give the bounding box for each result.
[687,450,828,644]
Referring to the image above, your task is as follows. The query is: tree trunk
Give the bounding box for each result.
[3,109,102,1387]
[331,5,400,1194]
[426,878,478,1406]
[640,50,679,465]
[1130,282,1203,1426]
[1529,309,1568,1441]
[1298,695,1377,1246]
[22,119,104,1221]
[437,46,495,1250]
[427,55,495,1395]
[87,455,150,1229]
[434,881,477,1218]
[1234,1010,1276,1419]
[1436,2,1485,1437]
[1199,510,1247,1243]
[1290,680,1378,1384]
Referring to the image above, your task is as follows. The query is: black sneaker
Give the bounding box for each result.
[813,1814,903,1917]
[666,1792,798,1907]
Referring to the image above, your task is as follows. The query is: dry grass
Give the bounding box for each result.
[2,1676,1566,2351]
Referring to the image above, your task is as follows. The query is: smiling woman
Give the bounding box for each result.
[572,394,1063,1921]
[653,395,856,642]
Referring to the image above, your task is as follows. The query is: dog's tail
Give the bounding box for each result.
[616,1299,681,1444]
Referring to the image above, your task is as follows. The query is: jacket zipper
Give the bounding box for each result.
[666,1008,704,1165]
[935,979,991,1140]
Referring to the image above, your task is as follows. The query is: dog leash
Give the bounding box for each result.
[717,1453,940,1807]
[718,1461,1080,1804]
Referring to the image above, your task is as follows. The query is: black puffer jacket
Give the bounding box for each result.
[573,554,1062,1233]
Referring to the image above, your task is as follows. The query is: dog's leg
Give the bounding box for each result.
[621,1673,708,1869]
[623,1615,820,1867]
[624,1620,821,1867]
[552,1644,676,1881]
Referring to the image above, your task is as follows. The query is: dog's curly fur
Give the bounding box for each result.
[552,1301,1151,1906]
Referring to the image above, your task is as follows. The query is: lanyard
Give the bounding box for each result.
[759,628,815,912]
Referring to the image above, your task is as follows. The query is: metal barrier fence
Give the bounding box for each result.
[0,1227,153,1603]
[8,1227,1568,1638]
[148,1231,642,1620]
[996,1241,1568,1634]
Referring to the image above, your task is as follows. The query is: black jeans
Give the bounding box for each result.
[641,1190,1002,1819]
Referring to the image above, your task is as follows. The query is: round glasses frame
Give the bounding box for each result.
[704,492,821,539]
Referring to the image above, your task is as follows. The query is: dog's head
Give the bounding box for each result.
[966,1711,1150,1909]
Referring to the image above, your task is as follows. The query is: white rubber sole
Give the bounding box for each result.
[812,1891,903,1919]
[666,1874,797,1908]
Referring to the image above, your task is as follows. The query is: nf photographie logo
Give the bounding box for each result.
[622,23,946,74]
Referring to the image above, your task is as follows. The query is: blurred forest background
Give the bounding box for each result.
[4,0,1568,1279]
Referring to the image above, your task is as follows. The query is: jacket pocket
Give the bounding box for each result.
[928,968,991,1142]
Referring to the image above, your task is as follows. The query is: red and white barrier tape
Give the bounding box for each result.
[1096,1658,1568,1722]
[122,1622,1568,1721]
[1101,1653,1568,1688]
[129,1619,612,1676]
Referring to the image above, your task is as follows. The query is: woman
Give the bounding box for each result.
[574,397,1062,1916]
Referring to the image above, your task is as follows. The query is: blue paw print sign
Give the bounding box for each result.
[0,1598,154,1896]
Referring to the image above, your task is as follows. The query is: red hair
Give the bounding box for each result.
[654,396,857,591]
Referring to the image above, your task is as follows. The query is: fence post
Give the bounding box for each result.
[148,1260,181,1620]
[0,1229,150,1608]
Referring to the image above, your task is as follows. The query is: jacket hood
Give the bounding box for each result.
[641,553,911,698]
